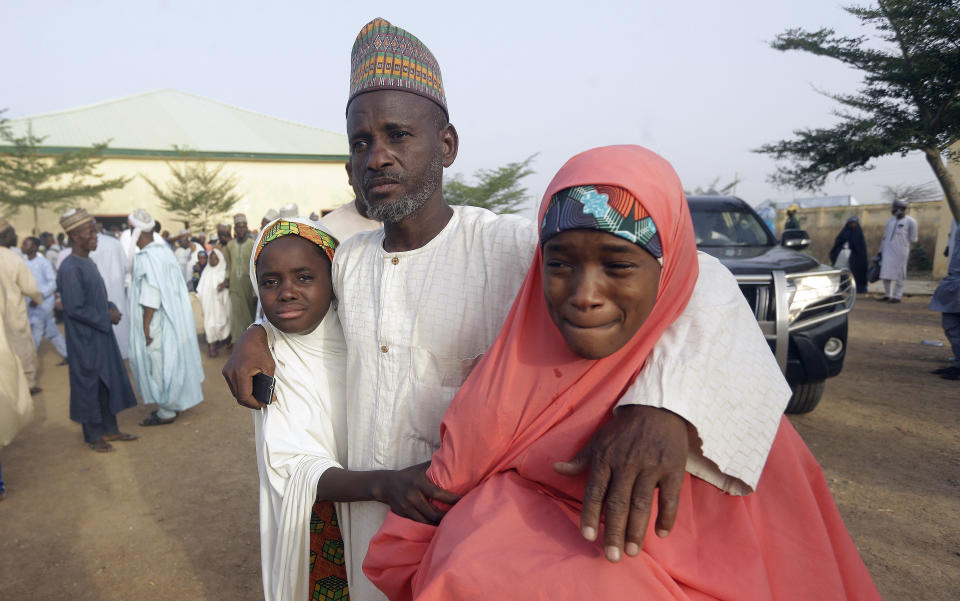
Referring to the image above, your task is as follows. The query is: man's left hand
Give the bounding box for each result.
[108,308,122,324]
[553,405,688,563]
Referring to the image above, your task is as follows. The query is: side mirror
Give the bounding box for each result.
[781,229,811,251]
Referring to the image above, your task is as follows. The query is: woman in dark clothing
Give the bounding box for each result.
[830,216,869,293]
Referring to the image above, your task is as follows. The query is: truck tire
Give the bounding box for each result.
[785,381,825,414]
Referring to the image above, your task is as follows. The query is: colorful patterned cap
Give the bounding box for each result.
[348,18,447,117]
[540,185,662,259]
[60,208,95,233]
[234,213,248,225]
[254,219,339,266]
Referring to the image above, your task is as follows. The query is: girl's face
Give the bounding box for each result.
[209,252,219,267]
[256,236,334,335]
[542,229,661,359]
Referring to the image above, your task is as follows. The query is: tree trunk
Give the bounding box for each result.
[33,204,39,235]
[923,148,960,221]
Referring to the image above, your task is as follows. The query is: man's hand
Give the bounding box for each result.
[553,405,688,563]
[108,308,122,325]
[371,461,462,525]
[217,281,229,292]
[29,300,38,309]
[222,325,274,409]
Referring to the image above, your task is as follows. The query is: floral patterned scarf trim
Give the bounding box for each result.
[253,220,338,265]
[540,184,662,258]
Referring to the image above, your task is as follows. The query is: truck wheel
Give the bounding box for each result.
[785,381,825,414]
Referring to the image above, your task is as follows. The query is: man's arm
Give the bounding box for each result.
[17,261,42,305]
[222,324,274,409]
[58,266,112,332]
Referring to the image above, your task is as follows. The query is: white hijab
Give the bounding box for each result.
[196,248,231,343]
[248,218,348,601]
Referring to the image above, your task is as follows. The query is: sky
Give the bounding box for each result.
[1,0,938,216]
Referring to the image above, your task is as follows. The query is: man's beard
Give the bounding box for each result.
[364,154,443,224]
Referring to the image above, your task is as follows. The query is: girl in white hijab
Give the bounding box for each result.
[196,248,231,357]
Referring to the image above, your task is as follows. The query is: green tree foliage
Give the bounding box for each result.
[0,116,130,233]
[755,0,960,220]
[444,154,536,214]
[141,149,242,233]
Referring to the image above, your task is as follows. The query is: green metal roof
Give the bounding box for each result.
[5,89,348,161]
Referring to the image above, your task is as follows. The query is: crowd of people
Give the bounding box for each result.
[0,196,378,497]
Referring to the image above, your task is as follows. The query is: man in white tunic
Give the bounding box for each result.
[224,18,785,600]
[878,199,919,303]
[89,229,132,359]
[20,236,68,362]
[0,219,42,393]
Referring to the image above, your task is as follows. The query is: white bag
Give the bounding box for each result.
[833,242,851,269]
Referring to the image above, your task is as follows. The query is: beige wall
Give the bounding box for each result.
[5,155,352,237]
[776,201,946,275]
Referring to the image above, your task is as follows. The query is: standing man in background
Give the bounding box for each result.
[878,199,919,303]
[90,226,132,359]
[930,218,960,380]
[57,209,139,452]
[19,236,68,364]
[128,209,204,426]
[223,213,256,342]
[0,218,42,394]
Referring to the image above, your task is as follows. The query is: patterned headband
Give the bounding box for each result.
[253,220,338,265]
[540,185,662,258]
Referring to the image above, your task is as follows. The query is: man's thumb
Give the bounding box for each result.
[553,449,589,476]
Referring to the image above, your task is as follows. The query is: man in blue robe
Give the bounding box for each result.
[56,209,139,452]
[20,236,68,362]
[128,209,204,426]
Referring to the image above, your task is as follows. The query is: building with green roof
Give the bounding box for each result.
[2,89,351,235]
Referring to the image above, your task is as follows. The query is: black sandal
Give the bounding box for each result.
[139,411,176,427]
[88,440,115,453]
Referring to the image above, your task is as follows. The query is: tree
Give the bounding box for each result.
[685,174,742,196]
[0,117,130,233]
[141,149,242,234]
[755,0,960,220]
[879,181,942,203]
[443,154,536,214]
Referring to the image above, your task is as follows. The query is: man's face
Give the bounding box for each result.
[235,222,249,240]
[178,236,190,248]
[218,225,231,241]
[70,222,99,253]
[42,234,54,248]
[346,90,457,223]
[21,238,38,258]
[892,206,906,218]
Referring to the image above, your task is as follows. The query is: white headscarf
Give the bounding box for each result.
[196,248,231,343]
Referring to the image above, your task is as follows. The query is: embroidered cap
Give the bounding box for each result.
[60,208,95,234]
[348,18,447,117]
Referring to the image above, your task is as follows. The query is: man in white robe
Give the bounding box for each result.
[20,237,68,362]
[0,219,42,393]
[878,199,919,302]
[90,230,132,359]
[128,209,204,425]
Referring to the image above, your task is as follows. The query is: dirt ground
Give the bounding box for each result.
[1,295,957,601]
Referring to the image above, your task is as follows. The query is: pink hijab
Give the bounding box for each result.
[364,145,881,601]
[365,145,698,592]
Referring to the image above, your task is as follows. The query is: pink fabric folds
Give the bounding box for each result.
[363,146,881,600]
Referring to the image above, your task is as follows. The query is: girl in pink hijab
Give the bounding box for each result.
[364,146,881,601]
